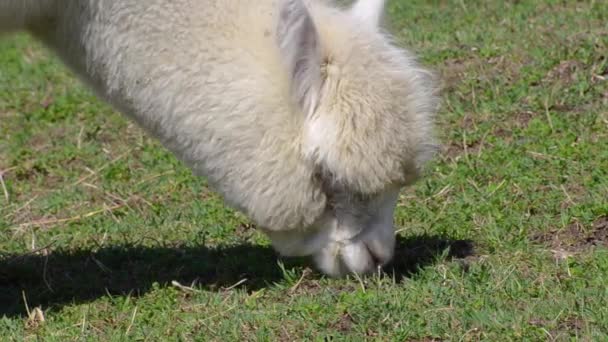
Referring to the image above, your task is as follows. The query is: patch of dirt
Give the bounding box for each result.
[291,278,323,296]
[460,115,477,130]
[283,268,325,297]
[493,127,513,139]
[547,102,576,113]
[531,216,608,256]
[591,216,608,243]
[559,183,587,210]
[442,139,482,160]
[529,316,585,337]
[440,55,523,90]
[545,60,584,85]
[486,55,524,84]
[330,312,355,333]
[558,316,585,332]
[514,110,537,128]
[440,57,477,91]
[528,318,550,327]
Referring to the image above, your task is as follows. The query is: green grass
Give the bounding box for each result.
[1,0,607,340]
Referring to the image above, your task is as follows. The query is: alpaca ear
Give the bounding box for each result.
[276,0,323,116]
[350,0,386,27]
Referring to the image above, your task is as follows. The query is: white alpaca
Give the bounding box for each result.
[0,0,439,277]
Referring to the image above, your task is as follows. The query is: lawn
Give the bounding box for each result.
[1,0,607,340]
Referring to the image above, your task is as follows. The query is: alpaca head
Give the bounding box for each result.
[265,0,439,276]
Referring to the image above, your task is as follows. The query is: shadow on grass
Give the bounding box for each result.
[0,235,474,317]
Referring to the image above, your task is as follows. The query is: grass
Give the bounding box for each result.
[1,0,607,340]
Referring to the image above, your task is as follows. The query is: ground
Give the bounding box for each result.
[1,0,607,340]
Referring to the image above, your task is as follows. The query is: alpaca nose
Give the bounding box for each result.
[312,221,396,277]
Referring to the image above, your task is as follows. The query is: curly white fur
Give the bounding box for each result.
[0,0,439,277]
